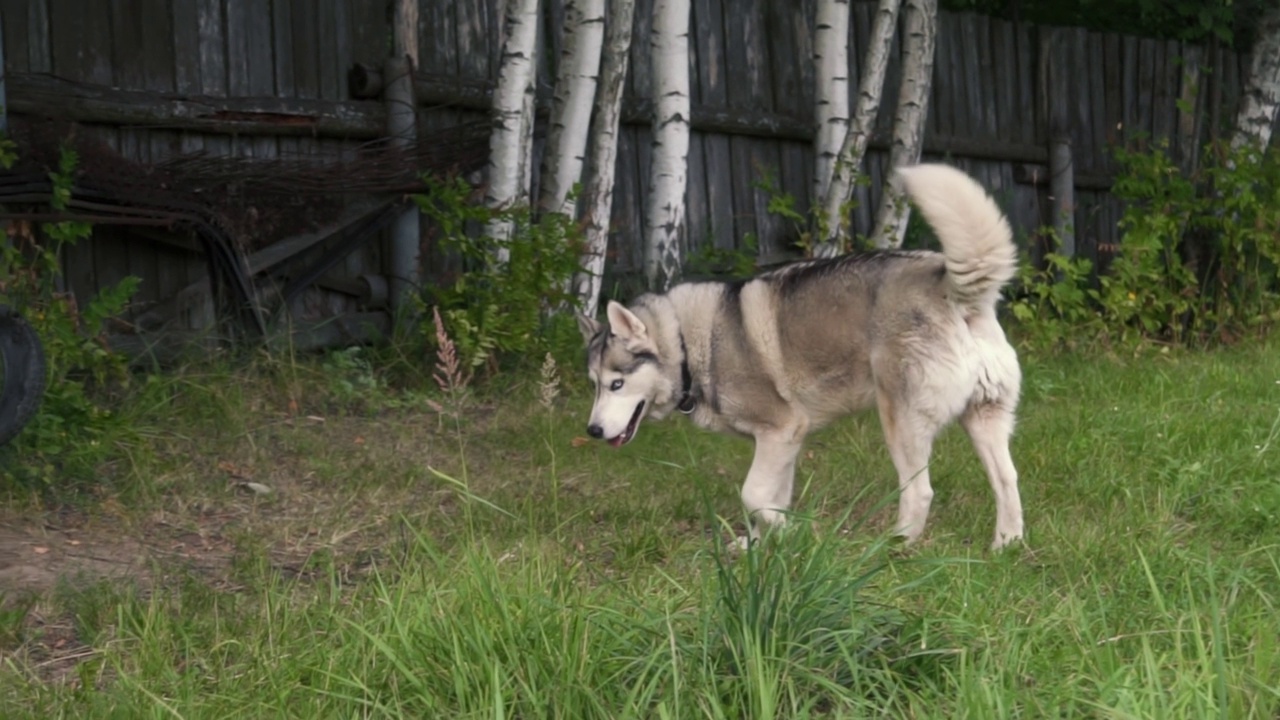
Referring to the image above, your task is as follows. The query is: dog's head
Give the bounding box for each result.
[576,301,679,447]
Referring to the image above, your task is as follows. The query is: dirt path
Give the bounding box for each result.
[0,511,152,599]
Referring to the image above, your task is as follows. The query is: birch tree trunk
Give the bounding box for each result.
[870,0,936,249]
[539,0,606,218]
[813,0,901,258]
[1231,4,1280,153]
[575,0,636,317]
[644,0,692,290]
[485,0,541,264]
[813,0,851,204]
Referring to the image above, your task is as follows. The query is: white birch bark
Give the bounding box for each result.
[813,0,901,258]
[644,0,691,291]
[813,0,851,204]
[485,0,541,264]
[1231,4,1280,153]
[870,0,936,249]
[575,0,636,317]
[539,0,606,219]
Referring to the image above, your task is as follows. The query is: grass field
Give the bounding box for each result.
[2,339,1279,718]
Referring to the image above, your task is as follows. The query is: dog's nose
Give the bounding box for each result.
[587,424,604,439]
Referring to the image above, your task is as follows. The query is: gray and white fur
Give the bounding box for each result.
[577,163,1024,549]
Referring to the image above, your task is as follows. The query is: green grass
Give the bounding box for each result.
[2,340,1280,718]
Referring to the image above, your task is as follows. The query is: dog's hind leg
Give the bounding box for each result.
[877,391,941,544]
[962,404,1023,549]
[740,430,804,541]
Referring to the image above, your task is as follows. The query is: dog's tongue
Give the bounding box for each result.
[608,435,626,448]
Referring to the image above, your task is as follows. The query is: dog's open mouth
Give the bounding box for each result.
[608,401,646,447]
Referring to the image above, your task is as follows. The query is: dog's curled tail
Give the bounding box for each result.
[896,163,1017,312]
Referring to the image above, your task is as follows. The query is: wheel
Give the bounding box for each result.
[0,307,47,446]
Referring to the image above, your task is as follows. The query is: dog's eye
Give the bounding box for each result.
[610,379,624,391]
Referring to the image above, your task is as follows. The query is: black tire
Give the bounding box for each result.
[0,307,47,446]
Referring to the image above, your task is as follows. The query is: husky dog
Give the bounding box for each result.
[576,164,1024,549]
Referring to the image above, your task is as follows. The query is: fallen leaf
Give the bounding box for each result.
[354,436,366,446]
[33,546,49,555]
[287,398,299,415]
[570,436,591,448]
[235,481,274,496]
[217,461,251,480]
[67,539,81,546]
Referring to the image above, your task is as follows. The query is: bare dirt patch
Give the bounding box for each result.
[0,510,151,599]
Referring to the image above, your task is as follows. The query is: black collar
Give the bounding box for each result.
[677,334,696,414]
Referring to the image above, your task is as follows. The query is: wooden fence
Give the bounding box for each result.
[0,0,1267,339]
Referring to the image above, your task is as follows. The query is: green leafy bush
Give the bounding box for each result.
[0,146,140,487]
[1010,140,1280,349]
[413,176,585,374]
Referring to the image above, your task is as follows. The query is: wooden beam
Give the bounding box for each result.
[406,70,1063,161]
[6,72,385,139]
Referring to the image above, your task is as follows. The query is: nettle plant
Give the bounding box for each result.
[1010,139,1280,349]
[0,145,140,486]
[413,176,585,375]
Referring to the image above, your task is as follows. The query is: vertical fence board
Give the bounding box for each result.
[628,0,654,105]
[692,0,734,251]
[990,19,1014,142]
[1120,34,1139,142]
[1150,40,1170,142]
[27,0,52,72]
[1102,32,1122,156]
[456,0,493,83]
[771,1,812,236]
[959,14,987,139]
[1,0,32,73]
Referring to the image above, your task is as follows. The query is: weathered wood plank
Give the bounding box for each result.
[946,12,971,140]
[288,0,320,100]
[455,0,492,81]
[628,0,655,104]
[26,0,52,73]
[612,125,644,271]
[959,13,987,139]
[317,0,350,101]
[1136,37,1155,140]
[1,0,31,74]
[1150,39,1170,142]
[1121,33,1139,141]
[1102,32,1123,154]
[685,130,710,259]
[195,0,230,158]
[722,0,760,248]
[48,0,112,83]
[195,0,228,96]
[1015,21,1037,145]
[1087,31,1108,173]
[743,0,783,257]
[170,2,207,167]
[347,0,386,69]
[975,14,998,138]
[7,72,386,138]
[272,0,297,97]
[769,1,811,230]
[1070,29,1093,168]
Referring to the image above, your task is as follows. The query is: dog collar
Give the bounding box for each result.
[678,334,696,414]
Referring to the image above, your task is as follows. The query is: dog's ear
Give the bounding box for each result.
[605,301,647,341]
[576,313,602,344]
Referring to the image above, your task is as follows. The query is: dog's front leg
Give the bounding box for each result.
[739,432,804,544]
